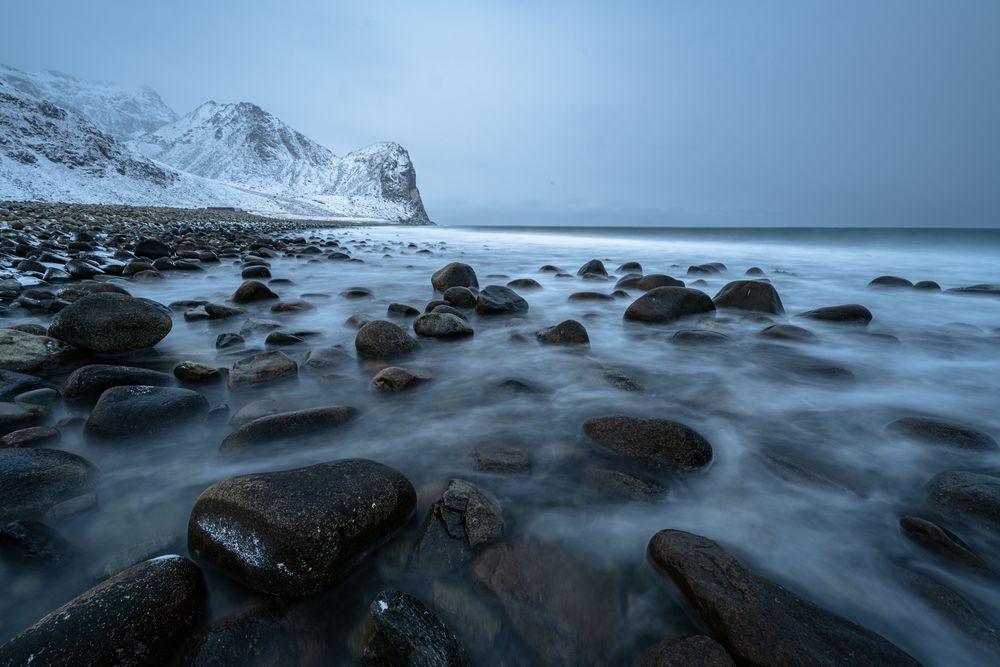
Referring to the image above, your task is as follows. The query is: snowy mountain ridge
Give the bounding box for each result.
[0,66,431,223]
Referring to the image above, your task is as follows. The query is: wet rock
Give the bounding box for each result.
[432,263,479,292]
[472,444,531,474]
[472,540,621,666]
[0,425,60,448]
[270,299,314,313]
[48,292,172,353]
[0,448,97,520]
[898,516,989,571]
[535,319,590,346]
[388,302,420,317]
[581,466,667,503]
[356,320,420,358]
[647,529,921,667]
[713,280,784,314]
[0,519,71,567]
[687,263,725,276]
[414,313,474,338]
[265,331,304,346]
[303,346,351,369]
[62,363,173,400]
[205,302,245,319]
[475,285,529,315]
[577,259,608,277]
[0,555,207,666]
[241,265,271,279]
[583,416,713,471]
[341,286,373,298]
[745,267,765,276]
[372,366,430,392]
[216,332,245,348]
[671,330,729,345]
[431,304,468,320]
[442,286,477,308]
[947,284,1000,296]
[368,590,472,667]
[616,274,643,289]
[798,304,872,325]
[624,287,715,324]
[0,370,54,401]
[13,387,59,406]
[228,351,297,390]
[507,278,541,289]
[232,280,279,303]
[758,323,818,342]
[914,280,941,291]
[221,405,357,450]
[410,479,504,571]
[229,398,283,427]
[188,458,416,596]
[618,261,642,272]
[896,566,1000,652]
[85,385,209,438]
[0,329,81,374]
[869,276,913,288]
[174,361,222,382]
[634,635,735,667]
[638,274,685,291]
[569,291,614,302]
[927,471,1000,528]
[539,264,562,272]
[601,367,644,391]
[888,417,997,451]
[0,401,48,431]
[134,237,172,259]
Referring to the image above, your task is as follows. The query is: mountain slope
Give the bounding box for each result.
[0,64,178,140]
[130,101,429,222]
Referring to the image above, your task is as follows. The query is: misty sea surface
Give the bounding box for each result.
[4,224,1000,665]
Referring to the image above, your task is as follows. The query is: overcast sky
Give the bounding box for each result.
[2,1,999,226]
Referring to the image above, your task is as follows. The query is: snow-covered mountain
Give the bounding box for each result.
[0,66,431,223]
[0,64,178,140]
[130,101,429,222]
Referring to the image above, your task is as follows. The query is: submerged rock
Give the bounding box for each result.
[371,366,430,392]
[798,304,872,325]
[220,406,357,450]
[0,519,71,567]
[647,530,921,666]
[624,287,715,324]
[888,417,997,451]
[583,416,713,471]
[869,276,914,288]
[0,555,207,666]
[634,635,735,667]
[410,479,504,571]
[85,385,209,438]
[227,351,297,390]
[927,470,1000,528]
[367,590,472,667]
[48,292,172,353]
[188,459,416,596]
[0,448,97,519]
[898,516,989,571]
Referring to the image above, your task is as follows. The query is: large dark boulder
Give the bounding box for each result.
[647,530,921,666]
[84,386,209,438]
[133,237,172,259]
[635,635,735,667]
[356,320,420,358]
[0,448,97,520]
[220,406,357,450]
[798,304,872,325]
[432,263,479,292]
[637,274,684,291]
[927,471,1000,528]
[475,285,529,315]
[413,313,474,338]
[410,479,504,571]
[366,590,471,667]
[442,286,477,308]
[888,417,997,451]
[188,459,416,596]
[623,287,715,324]
[48,293,172,353]
[577,259,608,277]
[713,280,784,315]
[0,555,207,665]
[62,364,173,400]
[583,416,713,471]
[232,280,279,303]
